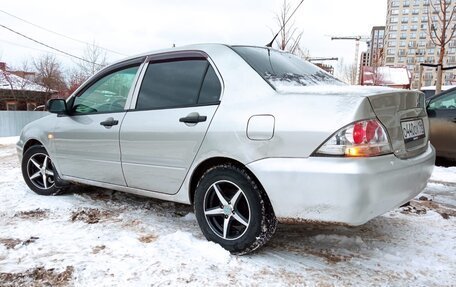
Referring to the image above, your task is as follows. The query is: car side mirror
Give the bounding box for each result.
[46,99,68,115]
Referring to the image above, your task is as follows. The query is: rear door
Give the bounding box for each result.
[427,91,456,159]
[120,52,222,194]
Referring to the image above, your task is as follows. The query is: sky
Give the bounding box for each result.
[0,0,387,75]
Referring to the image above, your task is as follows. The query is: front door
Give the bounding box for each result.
[120,54,222,194]
[53,64,141,185]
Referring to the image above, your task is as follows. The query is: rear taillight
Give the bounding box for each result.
[313,119,392,157]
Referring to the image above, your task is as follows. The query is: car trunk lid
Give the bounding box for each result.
[367,89,428,159]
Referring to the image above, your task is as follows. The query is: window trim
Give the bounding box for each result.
[130,51,223,111]
[64,57,146,116]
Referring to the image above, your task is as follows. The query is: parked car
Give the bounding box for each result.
[427,87,456,162]
[17,44,435,254]
[420,85,456,100]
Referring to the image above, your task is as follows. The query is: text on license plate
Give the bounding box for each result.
[401,119,425,143]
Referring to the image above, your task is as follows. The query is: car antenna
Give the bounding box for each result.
[266,0,305,48]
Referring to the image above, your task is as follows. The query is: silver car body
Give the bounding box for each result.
[17,44,435,225]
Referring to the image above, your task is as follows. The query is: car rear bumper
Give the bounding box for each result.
[247,144,435,226]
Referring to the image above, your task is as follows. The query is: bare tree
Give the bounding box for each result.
[371,47,385,85]
[337,58,357,85]
[273,0,305,55]
[77,42,108,79]
[34,54,66,99]
[0,63,17,103]
[65,68,87,97]
[428,0,456,94]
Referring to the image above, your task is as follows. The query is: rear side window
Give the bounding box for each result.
[198,65,222,104]
[136,59,220,110]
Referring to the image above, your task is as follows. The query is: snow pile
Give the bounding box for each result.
[431,166,456,184]
[0,136,19,145]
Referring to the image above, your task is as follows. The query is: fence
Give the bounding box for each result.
[0,111,49,137]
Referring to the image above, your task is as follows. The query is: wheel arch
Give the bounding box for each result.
[23,139,44,154]
[189,157,275,215]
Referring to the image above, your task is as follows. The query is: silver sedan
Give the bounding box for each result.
[17,44,435,254]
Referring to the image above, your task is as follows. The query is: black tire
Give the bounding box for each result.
[194,164,277,255]
[21,145,62,196]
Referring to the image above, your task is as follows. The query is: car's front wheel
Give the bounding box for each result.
[194,164,277,254]
[22,145,61,196]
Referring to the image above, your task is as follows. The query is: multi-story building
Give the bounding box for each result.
[383,0,456,88]
[369,26,385,66]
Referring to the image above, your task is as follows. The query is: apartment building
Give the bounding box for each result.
[369,26,385,66]
[384,0,456,88]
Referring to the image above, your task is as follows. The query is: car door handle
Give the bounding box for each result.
[179,113,207,124]
[100,118,119,127]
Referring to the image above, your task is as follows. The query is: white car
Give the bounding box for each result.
[17,44,435,254]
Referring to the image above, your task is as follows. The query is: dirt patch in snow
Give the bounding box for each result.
[92,245,106,254]
[0,238,22,249]
[0,266,74,287]
[0,236,39,249]
[70,208,116,224]
[138,234,158,243]
[14,209,49,220]
[401,197,456,219]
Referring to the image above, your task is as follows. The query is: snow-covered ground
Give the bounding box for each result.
[0,138,455,286]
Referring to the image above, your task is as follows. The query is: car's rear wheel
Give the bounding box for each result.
[194,164,277,254]
[22,146,61,196]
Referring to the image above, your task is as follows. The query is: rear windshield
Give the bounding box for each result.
[232,46,345,91]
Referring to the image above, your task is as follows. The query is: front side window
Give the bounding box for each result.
[72,66,139,114]
[136,59,221,110]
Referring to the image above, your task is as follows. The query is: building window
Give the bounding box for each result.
[400,41,407,47]
[426,56,435,63]
[389,33,397,39]
[387,49,396,55]
[390,17,398,23]
[386,57,395,63]
[388,41,397,47]
[392,9,399,15]
[390,25,398,31]
[6,102,17,111]
[401,17,409,23]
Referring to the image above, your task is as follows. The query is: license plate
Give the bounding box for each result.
[401,119,425,143]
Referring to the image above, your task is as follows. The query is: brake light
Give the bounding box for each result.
[313,119,392,157]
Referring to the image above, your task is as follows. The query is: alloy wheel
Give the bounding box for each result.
[27,153,56,190]
[203,180,251,240]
